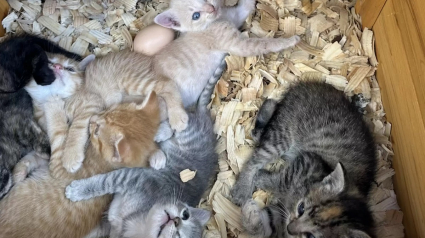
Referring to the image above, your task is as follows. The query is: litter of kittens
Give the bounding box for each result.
[1,0,404,237]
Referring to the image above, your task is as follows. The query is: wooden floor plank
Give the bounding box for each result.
[373,0,425,236]
[355,0,387,28]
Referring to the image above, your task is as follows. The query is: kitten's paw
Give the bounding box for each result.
[168,108,189,132]
[231,182,252,205]
[12,161,30,184]
[284,35,301,48]
[241,199,271,236]
[62,152,85,173]
[65,181,88,202]
[154,121,173,142]
[150,150,167,170]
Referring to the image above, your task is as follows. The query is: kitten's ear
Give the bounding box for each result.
[320,163,345,195]
[78,54,95,70]
[136,91,158,112]
[154,10,180,29]
[346,229,372,238]
[112,134,129,163]
[190,208,211,226]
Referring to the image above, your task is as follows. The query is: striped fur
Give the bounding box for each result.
[0,95,161,238]
[232,81,377,238]
[64,100,218,238]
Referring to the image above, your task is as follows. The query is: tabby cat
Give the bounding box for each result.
[231,81,377,238]
[55,0,300,175]
[64,66,222,238]
[0,91,161,238]
[0,36,82,198]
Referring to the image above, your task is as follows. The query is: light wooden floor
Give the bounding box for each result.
[357,0,425,237]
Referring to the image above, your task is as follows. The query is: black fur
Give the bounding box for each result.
[0,33,83,93]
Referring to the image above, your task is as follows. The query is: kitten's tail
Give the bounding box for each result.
[25,34,83,61]
[197,55,228,112]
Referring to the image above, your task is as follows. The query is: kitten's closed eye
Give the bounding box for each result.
[65,67,75,72]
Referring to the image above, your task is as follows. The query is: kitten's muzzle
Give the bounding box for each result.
[286,221,297,236]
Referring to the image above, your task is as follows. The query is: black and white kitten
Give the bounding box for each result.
[232,81,377,238]
[0,33,83,93]
[0,34,83,198]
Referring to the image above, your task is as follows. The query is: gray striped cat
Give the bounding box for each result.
[231,81,377,238]
[64,64,223,238]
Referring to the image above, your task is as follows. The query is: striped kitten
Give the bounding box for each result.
[55,0,300,175]
[64,67,222,238]
[232,82,377,238]
[0,93,161,238]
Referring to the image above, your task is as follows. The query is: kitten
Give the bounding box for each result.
[231,81,377,238]
[0,33,82,93]
[0,93,161,238]
[0,38,81,198]
[64,73,220,238]
[54,0,300,175]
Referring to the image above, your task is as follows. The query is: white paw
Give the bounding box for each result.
[65,180,86,202]
[12,161,30,184]
[62,152,85,173]
[150,150,167,170]
[290,35,301,46]
[168,108,189,132]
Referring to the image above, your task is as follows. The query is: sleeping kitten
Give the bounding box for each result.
[0,38,82,198]
[0,93,161,238]
[231,81,377,237]
[64,74,220,238]
[55,0,300,175]
[0,33,82,93]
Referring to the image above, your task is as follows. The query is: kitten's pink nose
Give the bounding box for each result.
[204,4,215,13]
[53,64,63,70]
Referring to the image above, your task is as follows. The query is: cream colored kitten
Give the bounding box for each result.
[0,93,161,238]
[56,0,300,175]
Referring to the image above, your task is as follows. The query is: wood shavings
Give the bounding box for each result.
[3,1,403,237]
[180,169,197,183]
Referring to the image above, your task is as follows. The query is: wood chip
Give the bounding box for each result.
[180,169,197,182]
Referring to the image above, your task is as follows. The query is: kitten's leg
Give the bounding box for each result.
[42,97,70,179]
[61,98,103,174]
[154,121,173,142]
[221,0,256,28]
[65,168,147,202]
[154,78,189,132]
[12,151,49,183]
[252,99,279,143]
[197,55,227,109]
[108,195,124,238]
[231,147,280,205]
[241,199,273,237]
[29,120,51,155]
[213,22,301,57]
[149,149,167,170]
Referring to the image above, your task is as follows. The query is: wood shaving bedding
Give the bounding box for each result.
[2,0,404,237]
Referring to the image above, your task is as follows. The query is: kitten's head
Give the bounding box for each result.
[124,201,211,238]
[154,0,223,32]
[24,54,94,103]
[89,92,160,167]
[279,156,374,238]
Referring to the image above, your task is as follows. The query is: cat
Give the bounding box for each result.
[0,33,83,93]
[54,0,300,175]
[0,37,82,198]
[231,81,377,238]
[0,91,161,238]
[63,64,223,238]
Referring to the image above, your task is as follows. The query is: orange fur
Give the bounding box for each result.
[0,93,160,238]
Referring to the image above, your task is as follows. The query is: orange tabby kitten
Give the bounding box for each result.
[0,92,160,238]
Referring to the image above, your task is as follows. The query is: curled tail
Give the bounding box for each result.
[197,55,228,111]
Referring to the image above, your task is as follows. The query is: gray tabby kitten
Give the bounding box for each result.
[232,81,377,238]
[64,65,223,238]
[0,90,50,199]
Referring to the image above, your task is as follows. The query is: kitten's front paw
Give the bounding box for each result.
[231,181,252,205]
[154,121,173,142]
[65,181,89,202]
[285,35,301,48]
[12,161,30,184]
[62,152,85,173]
[33,66,55,86]
[150,150,167,170]
[168,108,189,132]
[241,199,271,236]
